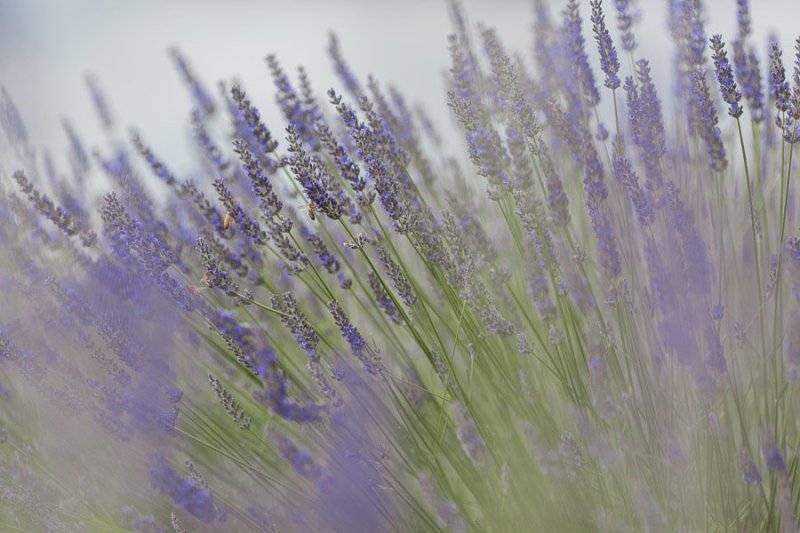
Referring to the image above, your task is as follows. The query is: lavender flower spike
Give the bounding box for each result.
[169,46,216,116]
[12,169,97,246]
[732,40,765,122]
[737,449,762,485]
[230,83,279,157]
[197,237,240,299]
[790,37,800,124]
[563,0,601,107]
[149,452,218,522]
[769,42,791,115]
[614,0,636,52]
[130,130,177,186]
[710,35,743,118]
[286,124,343,220]
[271,292,320,360]
[327,32,362,98]
[624,60,667,188]
[690,70,728,172]
[213,177,269,246]
[591,0,621,90]
[736,0,752,39]
[612,138,654,226]
[233,138,284,220]
[760,431,787,473]
[328,300,382,374]
[85,74,114,129]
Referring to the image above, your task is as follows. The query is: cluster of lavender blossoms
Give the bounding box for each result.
[2,0,800,531]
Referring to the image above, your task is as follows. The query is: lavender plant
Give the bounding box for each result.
[2,0,800,531]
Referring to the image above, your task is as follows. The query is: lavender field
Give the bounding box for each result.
[1,0,799,531]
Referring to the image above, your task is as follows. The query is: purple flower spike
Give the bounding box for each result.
[732,40,765,122]
[737,450,762,485]
[169,47,215,116]
[563,0,601,107]
[591,0,621,90]
[769,42,791,116]
[690,70,727,171]
[710,35,743,118]
[614,0,636,52]
[149,452,218,523]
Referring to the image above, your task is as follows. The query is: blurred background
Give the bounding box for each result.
[0,0,797,173]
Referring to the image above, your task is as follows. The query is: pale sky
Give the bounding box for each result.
[1,0,798,175]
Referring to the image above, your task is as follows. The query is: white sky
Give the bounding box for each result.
[1,0,798,175]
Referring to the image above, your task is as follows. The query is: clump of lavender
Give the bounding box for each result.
[2,1,800,531]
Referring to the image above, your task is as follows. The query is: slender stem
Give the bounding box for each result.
[737,118,769,423]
